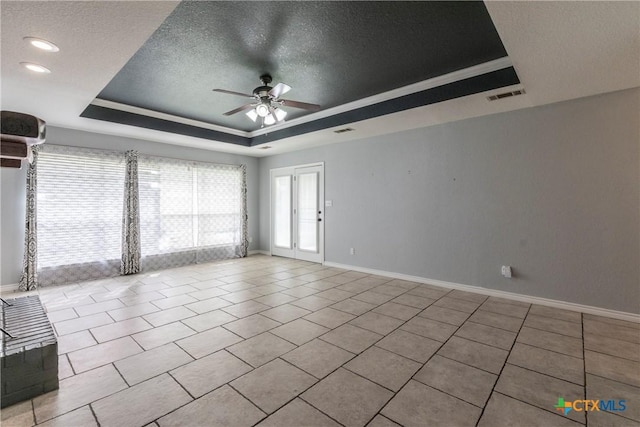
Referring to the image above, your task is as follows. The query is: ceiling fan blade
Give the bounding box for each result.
[280,99,321,112]
[269,82,291,98]
[213,89,254,98]
[223,104,255,116]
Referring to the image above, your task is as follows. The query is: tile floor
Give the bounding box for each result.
[1,255,639,427]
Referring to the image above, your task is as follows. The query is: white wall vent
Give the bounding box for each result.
[487,89,526,101]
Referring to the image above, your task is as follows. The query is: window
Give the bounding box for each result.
[37,145,125,285]
[138,155,246,269]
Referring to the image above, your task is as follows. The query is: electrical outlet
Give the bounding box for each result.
[350,248,355,255]
[501,265,512,278]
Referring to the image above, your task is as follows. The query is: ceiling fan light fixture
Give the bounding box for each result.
[255,103,270,118]
[246,109,258,122]
[274,108,287,122]
[264,114,276,126]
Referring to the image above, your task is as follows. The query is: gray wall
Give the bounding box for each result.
[258,88,640,313]
[0,126,259,286]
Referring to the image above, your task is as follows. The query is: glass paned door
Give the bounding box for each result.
[270,164,324,263]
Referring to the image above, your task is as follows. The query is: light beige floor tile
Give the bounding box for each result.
[349,311,404,335]
[231,358,317,414]
[68,336,142,373]
[281,286,320,298]
[115,343,193,385]
[418,305,470,326]
[181,309,237,332]
[90,317,153,343]
[119,291,165,307]
[36,406,97,427]
[184,296,232,314]
[45,308,77,323]
[176,326,243,359]
[320,324,382,354]
[583,314,640,330]
[74,299,125,317]
[254,293,299,307]
[270,318,330,345]
[479,300,529,318]
[1,400,34,427]
[158,385,265,427]
[370,284,407,297]
[433,296,481,314]
[142,306,196,327]
[524,314,582,338]
[587,374,640,423]
[329,298,376,316]
[336,281,377,294]
[455,321,517,350]
[252,283,288,295]
[414,355,497,407]
[584,319,640,344]
[588,410,640,427]
[301,368,393,427]
[303,307,356,329]
[220,289,262,303]
[516,326,583,358]
[529,304,581,323]
[391,294,435,309]
[494,364,585,424]
[468,310,524,332]
[227,332,296,367]
[58,354,73,379]
[222,300,270,318]
[290,295,335,311]
[33,365,127,423]
[158,284,199,297]
[376,329,442,363]
[220,281,256,291]
[187,287,228,300]
[54,312,113,336]
[282,339,355,379]
[400,316,457,342]
[108,302,160,322]
[92,374,192,427]
[314,288,354,302]
[447,289,488,304]
[508,343,584,385]
[372,301,421,321]
[437,336,508,374]
[406,286,449,300]
[90,289,136,303]
[345,346,421,392]
[368,415,402,427]
[478,392,581,427]
[223,314,281,338]
[171,350,252,397]
[382,380,481,427]
[585,351,640,387]
[352,290,394,305]
[57,330,97,354]
[132,321,196,350]
[256,398,339,427]
[585,333,640,361]
[261,303,311,323]
[150,294,198,310]
[486,296,531,307]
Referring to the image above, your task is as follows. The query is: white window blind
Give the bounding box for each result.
[138,155,245,269]
[37,145,125,284]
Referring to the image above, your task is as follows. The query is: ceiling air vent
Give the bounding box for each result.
[487,89,525,101]
[258,145,272,150]
[333,127,354,134]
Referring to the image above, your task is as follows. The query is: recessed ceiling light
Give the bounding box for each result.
[23,37,59,52]
[20,62,51,73]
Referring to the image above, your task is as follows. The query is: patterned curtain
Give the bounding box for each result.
[240,164,249,257]
[121,150,141,274]
[18,146,39,291]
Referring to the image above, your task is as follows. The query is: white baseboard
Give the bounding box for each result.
[248,250,271,256]
[323,261,640,323]
[0,283,20,294]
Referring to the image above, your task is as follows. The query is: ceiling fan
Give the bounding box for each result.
[213,74,320,127]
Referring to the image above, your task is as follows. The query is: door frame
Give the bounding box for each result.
[269,162,325,264]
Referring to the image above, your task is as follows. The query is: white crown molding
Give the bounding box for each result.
[90,57,515,140]
[323,261,640,323]
[90,98,250,138]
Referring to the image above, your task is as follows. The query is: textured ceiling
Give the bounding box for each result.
[90,1,509,132]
